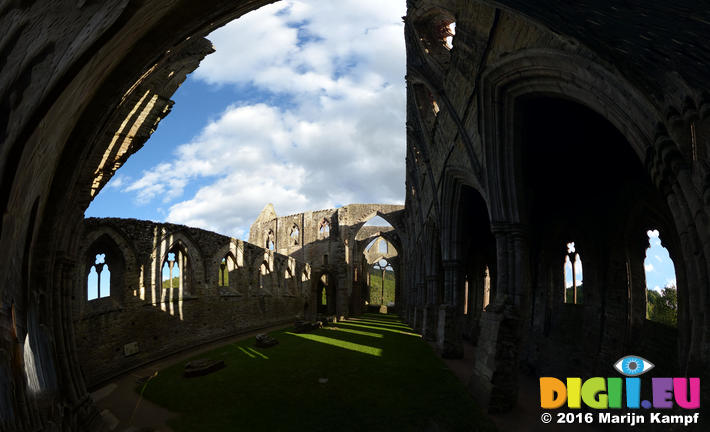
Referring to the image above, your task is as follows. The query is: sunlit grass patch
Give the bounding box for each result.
[321,326,384,338]
[286,332,382,356]
[337,320,421,337]
[139,313,496,432]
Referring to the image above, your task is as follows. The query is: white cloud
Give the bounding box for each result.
[108,175,127,189]
[124,0,407,238]
[574,260,583,279]
[645,263,654,272]
[654,254,663,263]
[647,229,660,238]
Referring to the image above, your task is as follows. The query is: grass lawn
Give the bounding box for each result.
[139,313,496,432]
[368,269,395,305]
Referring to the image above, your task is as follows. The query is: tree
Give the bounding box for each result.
[647,284,677,327]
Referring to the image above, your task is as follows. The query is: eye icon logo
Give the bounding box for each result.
[613,355,654,376]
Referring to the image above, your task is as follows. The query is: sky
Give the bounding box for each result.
[564,231,677,292]
[643,229,677,292]
[86,0,407,239]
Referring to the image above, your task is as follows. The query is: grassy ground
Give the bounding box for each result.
[368,269,395,305]
[139,314,496,432]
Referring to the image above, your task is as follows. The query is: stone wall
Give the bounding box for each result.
[248,203,405,317]
[1,1,709,429]
[75,217,311,387]
[401,0,710,413]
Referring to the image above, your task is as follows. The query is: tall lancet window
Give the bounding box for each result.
[563,242,583,304]
[87,253,110,300]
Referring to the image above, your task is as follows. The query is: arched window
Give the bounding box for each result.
[483,266,491,309]
[563,242,583,304]
[218,253,237,287]
[319,274,329,309]
[464,276,469,315]
[290,224,300,245]
[85,234,125,302]
[259,261,271,293]
[265,229,275,251]
[162,244,189,297]
[319,218,330,239]
[444,22,455,50]
[87,253,110,300]
[413,8,456,69]
[644,229,678,326]
[370,259,394,306]
[378,238,388,254]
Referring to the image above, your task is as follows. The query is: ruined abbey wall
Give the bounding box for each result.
[400,0,708,413]
[75,218,310,387]
[1,1,709,430]
[249,203,405,317]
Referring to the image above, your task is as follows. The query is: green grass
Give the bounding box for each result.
[368,269,395,305]
[138,314,496,432]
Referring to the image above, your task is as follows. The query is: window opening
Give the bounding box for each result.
[87,253,110,300]
[564,242,583,304]
[319,219,330,239]
[290,224,300,245]
[644,229,677,326]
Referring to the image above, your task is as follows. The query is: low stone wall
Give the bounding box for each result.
[74,218,311,387]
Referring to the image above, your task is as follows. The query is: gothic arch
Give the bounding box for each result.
[478,48,705,376]
[78,225,139,313]
[152,230,205,299]
[480,48,660,224]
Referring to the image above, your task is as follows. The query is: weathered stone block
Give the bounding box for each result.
[437,305,463,359]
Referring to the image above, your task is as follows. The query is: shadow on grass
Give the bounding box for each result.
[346,318,413,330]
[138,313,497,432]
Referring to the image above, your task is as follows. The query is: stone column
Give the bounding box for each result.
[597,237,634,367]
[437,260,464,358]
[336,274,348,319]
[466,264,486,345]
[469,224,529,412]
[413,281,426,333]
[423,275,440,341]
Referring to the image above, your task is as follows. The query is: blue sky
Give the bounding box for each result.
[564,231,677,292]
[86,0,407,239]
[643,229,677,291]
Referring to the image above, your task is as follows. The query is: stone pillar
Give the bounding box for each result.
[597,239,634,368]
[413,281,426,333]
[422,275,439,341]
[466,265,486,345]
[437,260,464,358]
[336,274,348,319]
[468,299,521,413]
[468,224,529,412]
[414,307,424,333]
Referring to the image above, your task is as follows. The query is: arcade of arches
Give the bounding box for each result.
[1,0,709,430]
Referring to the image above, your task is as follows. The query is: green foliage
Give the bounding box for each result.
[218,269,229,286]
[647,285,677,327]
[163,276,180,289]
[564,284,583,304]
[139,314,496,432]
[369,269,395,305]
